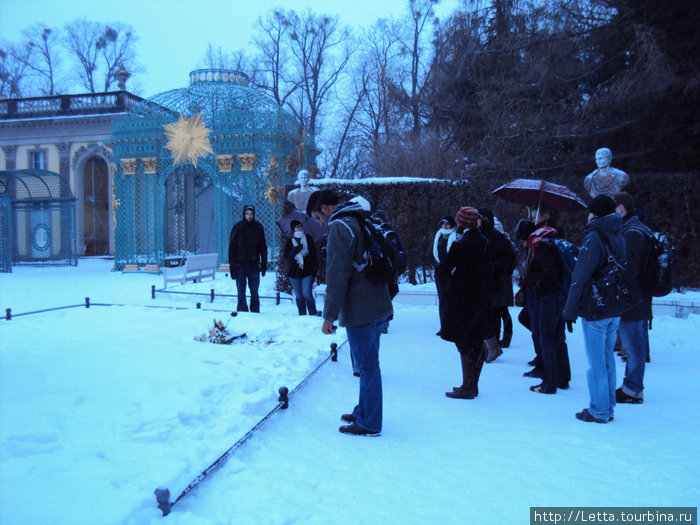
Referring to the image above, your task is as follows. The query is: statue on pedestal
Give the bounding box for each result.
[584,148,629,198]
[286,169,319,212]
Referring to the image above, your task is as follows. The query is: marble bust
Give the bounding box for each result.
[286,169,319,212]
[584,148,630,198]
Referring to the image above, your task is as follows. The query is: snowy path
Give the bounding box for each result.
[140,307,700,525]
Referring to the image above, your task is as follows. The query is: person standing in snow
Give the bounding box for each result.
[441,206,491,399]
[563,195,628,423]
[613,192,652,404]
[478,208,517,362]
[228,205,267,313]
[284,219,319,316]
[306,190,393,436]
[432,215,456,335]
[521,206,571,394]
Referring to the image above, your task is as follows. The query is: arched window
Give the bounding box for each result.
[83,156,109,255]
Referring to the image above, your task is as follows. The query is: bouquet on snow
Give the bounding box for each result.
[195,319,246,344]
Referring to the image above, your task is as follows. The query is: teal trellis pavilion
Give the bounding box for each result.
[109,69,318,270]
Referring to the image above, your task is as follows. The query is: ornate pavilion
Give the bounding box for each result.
[109,69,317,270]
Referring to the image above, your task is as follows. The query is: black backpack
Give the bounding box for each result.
[334,210,405,298]
[552,238,580,295]
[643,231,675,297]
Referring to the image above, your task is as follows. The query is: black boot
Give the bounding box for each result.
[446,352,477,399]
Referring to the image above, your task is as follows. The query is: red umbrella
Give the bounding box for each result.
[492,179,587,213]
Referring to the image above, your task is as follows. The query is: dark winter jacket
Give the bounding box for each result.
[524,226,563,299]
[432,229,452,278]
[228,209,267,271]
[323,200,393,327]
[483,226,517,307]
[440,228,491,347]
[563,213,627,321]
[620,214,653,321]
[284,233,318,279]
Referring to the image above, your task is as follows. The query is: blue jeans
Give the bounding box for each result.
[345,316,387,433]
[289,275,317,315]
[618,319,648,398]
[581,317,620,420]
[235,263,260,312]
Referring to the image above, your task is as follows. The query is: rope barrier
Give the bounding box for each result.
[154,340,346,517]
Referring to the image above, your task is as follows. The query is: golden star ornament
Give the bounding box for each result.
[163,113,214,167]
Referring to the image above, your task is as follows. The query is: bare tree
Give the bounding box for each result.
[0,44,30,97]
[396,0,438,135]
[62,20,140,93]
[18,24,61,95]
[253,10,298,107]
[96,23,139,92]
[356,19,404,146]
[284,10,354,137]
[64,19,101,92]
[198,45,260,83]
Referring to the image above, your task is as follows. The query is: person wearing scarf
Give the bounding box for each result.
[284,220,318,315]
[522,205,571,394]
[432,215,456,335]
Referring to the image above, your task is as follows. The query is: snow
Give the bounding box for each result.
[1,259,699,524]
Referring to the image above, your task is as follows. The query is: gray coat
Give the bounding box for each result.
[563,213,627,321]
[322,202,393,327]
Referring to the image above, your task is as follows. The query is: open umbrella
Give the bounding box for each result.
[492,179,587,213]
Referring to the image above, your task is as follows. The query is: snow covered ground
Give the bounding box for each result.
[1,259,698,525]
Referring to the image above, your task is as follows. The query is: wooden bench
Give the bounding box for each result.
[162,253,219,288]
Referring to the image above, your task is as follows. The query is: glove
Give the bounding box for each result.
[260,265,266,277]
[566,319,575,333]
[229,263,239,279]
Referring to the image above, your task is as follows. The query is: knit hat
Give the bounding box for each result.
[587,195,616,218]
[439,215,456,228]
[456,206,479,229]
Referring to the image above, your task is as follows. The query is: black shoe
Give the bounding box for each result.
[558,382,570,390]
[341,413,356,424]
[575,408,608,424]
[523,368,543,378]
[339,422,380,436]
[527,358,537,367]
[529,383,556,394]
[616,388,643,404]
[436,330,442,336]
[446,386,476,399]
[499,338,511,349]
[353,371,360,377]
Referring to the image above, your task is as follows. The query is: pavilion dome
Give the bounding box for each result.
[114,69,305,142]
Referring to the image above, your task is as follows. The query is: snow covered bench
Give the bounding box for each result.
[162,253,219,288]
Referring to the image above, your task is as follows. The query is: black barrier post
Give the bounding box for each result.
[85,297,90,308]
[330,342,338,362]
[151,285,156,299]
[278,386,289,409]
[154,487,172,516]
[5,308,11,320]
[276,292,280,305]
[196,302,201,309]
[210,289,215,303]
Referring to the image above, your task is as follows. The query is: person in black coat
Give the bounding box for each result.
[522,214,571,394]
[441,207,491,400]
[478,208,517,361]
[284,219,319,315]
[228,205,267,313]
[432,215,456,335]
[613,192,652,404]
[563,195,627,423]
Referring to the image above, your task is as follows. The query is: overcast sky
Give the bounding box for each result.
[0,0,459,98]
